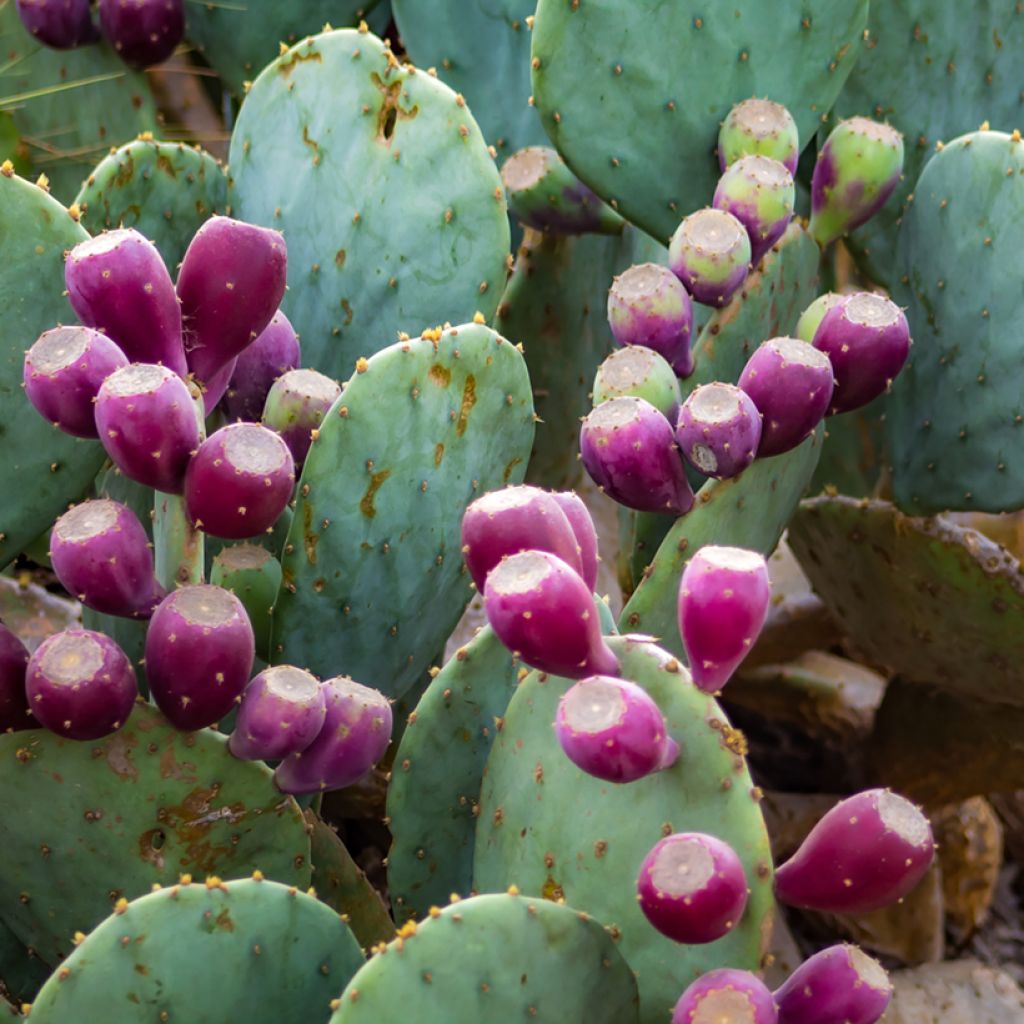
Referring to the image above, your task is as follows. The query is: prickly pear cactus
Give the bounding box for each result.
[75,138,228,270]
[0,0,156,202]
[387,625,520,921]
[0,917,48,1009]
[474,636,774,1024]
[28,877,364,1023]
[230,28,511,381]
[272,323,533,698]
[529,0,868,241]
[0,704,311,966]
[496,225,666,488]
[392,0,545,157]
[0,170,104,567]
[330,892,640,1024]
[887,129,1024,514]
[833,1,1024,286]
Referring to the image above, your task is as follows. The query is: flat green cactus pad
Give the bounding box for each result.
[230,29,511,381]
[330,892,639,1024]
[788,496,1024,708]
[834,2,1024,286]
[887,130,1024,514]
[0,916,47,1008]
[75,138,228,272]
[0,1,156,203]
[473,636,774,1024]
[619,427,824,653]
[392,0,545,157]
[496,225,666,489]
[28,878,363,1024]
[387,625,520,921]
[272,323,533,698]
[0,171,105,567]
[530,0,868,241]
[0,704,311,966]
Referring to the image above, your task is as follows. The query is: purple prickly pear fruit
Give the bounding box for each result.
[678,546,770,694]
[811,292,911,414]
[228,665,327,762]
[774,944,892,1024]
[668,208,751,308]
[719,98,800,175]
[483,550,618,679]
[23,326,128,438]
[97,0,184,68]
[50,499,163,618]
[810,116,904,247]
[636,832,749,944]
[713,155,795,265]
[200,357,237,415]
[593,346,683,422]
[184,423,295,540]
[460,485,584,591]
[774,788,935,915]
[145,584,254,730]
[65,229,187,378]
[274,676,393,795]
[607,263,695,378]
[672,969,778,1024]
[0,624,33,734]
[555,675,678,783]
[737,337,834,457]
[25,629,137,740]
[675,382,762,480]
[222,311,301,422]
[16,0,97,48]
[580,397,694,515]
[177,216,287,387]
[261,368,341,471]
[551,491,599,593]
[94,363,200,493]
[795,292,844,345]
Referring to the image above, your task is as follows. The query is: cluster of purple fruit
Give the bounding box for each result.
[16,0,185,69]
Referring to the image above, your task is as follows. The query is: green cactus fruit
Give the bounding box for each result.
[306,811,395,950]
[74,138,228,272]
[330,892,639,1024]
[593,347,682,421]
[387,625,519,921]
[272,323,533,698]
[391,0,544,158]
[787,495,1024,708]
[0,170,105,567]
[495,225,665,489]
[718,98,800,174]
[529,0,868,242]
[0,0,157,202]
[473,636,773,1024]
[28,876,364,1023]
[809,117,905,247]
[211,544,282,661]
[0,916,48,1008]
[619,427,823,649]
[230,29,510,382]
[0,703,311,966]
[794,291,844,344]
[832,1,1024,285]
[501,147,624,235]
[888,130,1024,514]
[186,0,388,96]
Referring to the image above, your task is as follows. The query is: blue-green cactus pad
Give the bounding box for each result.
[230,28,511,381]
[529,0,868,241]
[272,323,533,698]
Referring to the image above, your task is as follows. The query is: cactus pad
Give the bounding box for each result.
[230,29,511,381]
[28,877,363,1023]
[529,0,868,241]
[75,138,228,271]
[473,636,773,1024]
[0,703,311,965]
[330,892,639,1024]
[272,323,533,698]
